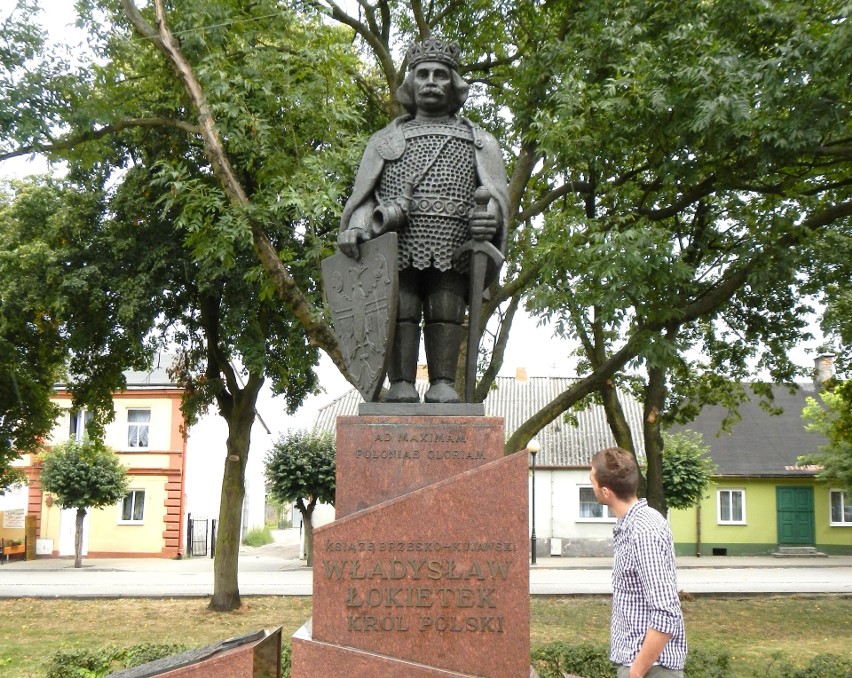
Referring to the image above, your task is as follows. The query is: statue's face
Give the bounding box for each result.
[412,61,452,114]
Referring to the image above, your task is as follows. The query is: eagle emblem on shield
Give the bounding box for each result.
[321,232,398,402]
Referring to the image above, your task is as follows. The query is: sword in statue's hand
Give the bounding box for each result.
[456,186,504,403]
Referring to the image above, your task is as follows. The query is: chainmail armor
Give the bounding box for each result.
[377,119,476,272]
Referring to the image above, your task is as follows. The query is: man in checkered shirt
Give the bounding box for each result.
[591,447,687,678]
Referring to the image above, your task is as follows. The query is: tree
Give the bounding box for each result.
[39,438,129,568]
[1,0,366,611]
[3,0,849,527]
[0,180,67,491]
[657,431,716,511]
[507,0,851,510]
[265,430,335,567]
[800,380,852,492]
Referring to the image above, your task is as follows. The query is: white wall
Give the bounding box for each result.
[530,468,616,557]
[183,408,271,541]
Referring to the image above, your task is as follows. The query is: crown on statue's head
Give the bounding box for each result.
[406,37,461,71]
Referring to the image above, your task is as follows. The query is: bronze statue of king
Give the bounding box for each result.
[336,37,509,404]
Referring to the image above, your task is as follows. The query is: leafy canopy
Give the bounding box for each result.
[800,380,852,491]
[40,438,129,510]
[265,429,336,509]
[658,431,717,511]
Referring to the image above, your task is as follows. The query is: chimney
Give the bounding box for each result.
[814,353,835,385]
[516,367,528,382]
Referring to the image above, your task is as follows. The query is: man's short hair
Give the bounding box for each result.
[592,447,640,501]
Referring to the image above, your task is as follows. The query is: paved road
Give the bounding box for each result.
[1,536,850,598]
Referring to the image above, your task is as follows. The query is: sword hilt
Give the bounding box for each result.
[473,186,491,214]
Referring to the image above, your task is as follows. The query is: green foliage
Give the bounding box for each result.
[686,646,733,678]
[242,525,274,547]
[800,380,852,491]
[530,641,615,678]
[531,642,734,678]
[658,431,717,510]
[265,430,336,510]
[768,652,852,678]
[281,639,291,678]
[0,180,68,488]
[44,643,186,678]
[39,439,128,511]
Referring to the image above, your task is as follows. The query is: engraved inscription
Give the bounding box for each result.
[356,427,482,462]
[321,548,517,635]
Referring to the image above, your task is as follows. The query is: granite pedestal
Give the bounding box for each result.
[291,415,530,677]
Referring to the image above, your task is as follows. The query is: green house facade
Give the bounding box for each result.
[669,383,852,556]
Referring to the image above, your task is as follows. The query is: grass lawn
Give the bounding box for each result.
[0,595,849,676]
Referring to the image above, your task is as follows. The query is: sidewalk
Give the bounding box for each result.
[1,530,849,598]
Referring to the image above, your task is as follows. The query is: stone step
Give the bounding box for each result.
[773,546,828,558]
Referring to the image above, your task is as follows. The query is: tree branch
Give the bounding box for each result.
[120,0,353,388]
[638,175,716,221]
[0,118,201,162]
[517,177,591,223]
[504,330,651,452]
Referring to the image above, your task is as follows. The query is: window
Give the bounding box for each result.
[120,490,145,523]
[127,409,150,448]
[717,488,746,524]
[69,410,93,441]
[578,486,616,520]
[830,490,852,526]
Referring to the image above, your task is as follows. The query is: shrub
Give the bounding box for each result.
[44,646,121,678]
[531,642,733,678]
[281,640,292,677]
[685,646,732,677]
[242,525,274,547]
[122,643,187,668]
[768,652,852,678]
[45,643,186,677]
[531,642,615,678]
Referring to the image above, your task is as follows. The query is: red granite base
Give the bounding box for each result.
[334,416,505,517]
[291,620,477,677]
[292,415,529,677]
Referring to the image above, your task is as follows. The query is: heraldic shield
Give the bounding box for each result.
[321,232,398,402]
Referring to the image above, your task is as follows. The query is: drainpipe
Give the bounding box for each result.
[695,502,702,557]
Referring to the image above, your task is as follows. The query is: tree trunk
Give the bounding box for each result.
[643,365,668,514]
[599,379,648,498]
[74,507,86,569]
[600,381,635,453]
[303,509,314,567]
[208,404,254,612]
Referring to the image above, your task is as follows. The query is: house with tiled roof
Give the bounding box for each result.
[668,376,852,556]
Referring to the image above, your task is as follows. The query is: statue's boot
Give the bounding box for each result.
[423,322,463,403]
[386,321,420,403]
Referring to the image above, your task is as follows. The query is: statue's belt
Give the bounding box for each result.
[406,194,473,219]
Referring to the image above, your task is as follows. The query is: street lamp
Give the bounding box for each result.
[528,438,540,565]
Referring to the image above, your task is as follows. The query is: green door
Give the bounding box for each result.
[776,487,815,545]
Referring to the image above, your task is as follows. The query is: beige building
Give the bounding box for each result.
[3,357,187,559]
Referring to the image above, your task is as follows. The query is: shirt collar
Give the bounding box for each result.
[613,498,646,534]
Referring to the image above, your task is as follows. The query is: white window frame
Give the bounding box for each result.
[118,490,145,524]
[126,409,151,449]
[829,490,852,526]
[68,409,93,441]
[717,488,746,525]
[577,485,616,522]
